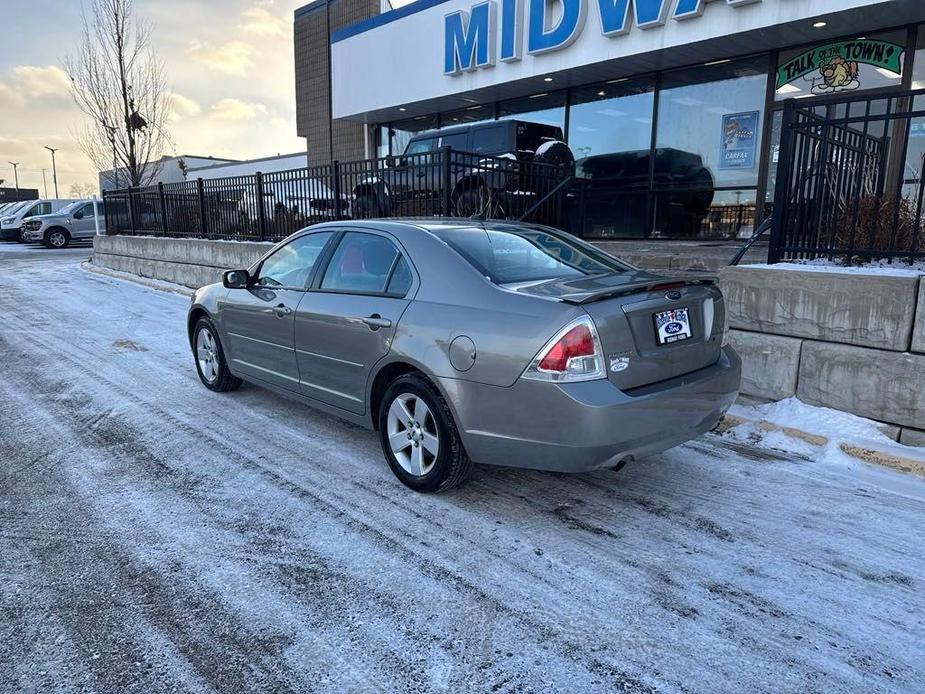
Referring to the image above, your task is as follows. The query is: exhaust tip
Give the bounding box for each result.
[611,456,634,472]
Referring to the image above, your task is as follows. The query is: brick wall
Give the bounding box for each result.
[294,0,378,165]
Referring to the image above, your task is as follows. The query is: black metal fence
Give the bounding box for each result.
[770,90,925,264]
[103,147,570,242]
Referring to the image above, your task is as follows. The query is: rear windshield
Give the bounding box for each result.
[435,226,629,284]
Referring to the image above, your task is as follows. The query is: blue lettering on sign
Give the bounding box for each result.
[500,0,523,61]
[444,1,497,75]
[445,0,765,75]
[597,0,670,36]
[527,0,587,55]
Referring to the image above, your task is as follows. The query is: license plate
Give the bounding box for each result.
[654,307,692,345]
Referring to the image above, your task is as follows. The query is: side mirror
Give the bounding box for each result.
[223,269,250,289]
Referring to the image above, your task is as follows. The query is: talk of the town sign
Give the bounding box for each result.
[444,0,763,75]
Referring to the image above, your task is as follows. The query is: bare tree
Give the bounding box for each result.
[70,182,98,198]
[65,0,171,189]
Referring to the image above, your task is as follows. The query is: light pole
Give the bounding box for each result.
[7,161,19,190]
[44,146,59,197]
[41,169,48,198]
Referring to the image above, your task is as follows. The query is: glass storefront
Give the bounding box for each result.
[497,92,567,132]
[653,58,767,238]
[372,25,923,240]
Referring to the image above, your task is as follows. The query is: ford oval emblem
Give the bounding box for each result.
[666,290,682,301]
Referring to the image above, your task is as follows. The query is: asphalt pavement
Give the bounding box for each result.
[1,242,923,693]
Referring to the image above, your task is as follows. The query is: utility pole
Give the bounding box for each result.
[44,147,59,197]
[41,169,48,198]
[7,162,19,190]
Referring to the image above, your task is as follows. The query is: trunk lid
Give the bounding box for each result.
[508,273,725,391]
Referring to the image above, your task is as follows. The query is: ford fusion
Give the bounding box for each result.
[188,219,740,492]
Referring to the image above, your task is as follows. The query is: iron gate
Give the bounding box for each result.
[769,90,925,264]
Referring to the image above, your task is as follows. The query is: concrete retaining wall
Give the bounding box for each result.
[93,236,273,289]
[722,266,918,351]
[719,266,925,445]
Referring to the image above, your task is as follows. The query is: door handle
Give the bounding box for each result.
[361,314,392,330]
[263,304,292,317]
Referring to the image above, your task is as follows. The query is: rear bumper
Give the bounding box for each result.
[439,347,741,473]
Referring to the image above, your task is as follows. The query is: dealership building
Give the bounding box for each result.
[293,0,925,240]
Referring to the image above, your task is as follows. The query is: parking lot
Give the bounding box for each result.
[1,243,924,693]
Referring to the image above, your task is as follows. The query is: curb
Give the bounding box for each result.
[81,260,195,298]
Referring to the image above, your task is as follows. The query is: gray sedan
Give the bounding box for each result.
[188,219,740,492]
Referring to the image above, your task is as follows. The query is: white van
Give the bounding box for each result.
[1,199,77,242]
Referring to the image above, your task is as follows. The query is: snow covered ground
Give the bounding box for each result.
[2,243,925,693]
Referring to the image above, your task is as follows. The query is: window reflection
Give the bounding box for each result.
[389,115,438,157]
[497,92,566,131]
[569,78,654,164]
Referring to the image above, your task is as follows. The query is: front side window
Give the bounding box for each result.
[75,203,95,218]
[404,138,437,156]
[257,232,333,289]
[321,232,407,295]
[435,226,630,284]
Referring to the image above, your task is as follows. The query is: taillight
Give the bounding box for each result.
[522,316,605,383]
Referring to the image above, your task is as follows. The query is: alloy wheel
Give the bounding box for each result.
[196,327,219,383]
[386,393,440,476]
[49,232,66,248]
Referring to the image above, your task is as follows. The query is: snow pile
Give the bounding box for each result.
[747,260,925,276]
[727,397,925,470]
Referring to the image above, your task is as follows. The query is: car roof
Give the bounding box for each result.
[409,120,516,141]
[301,218,557,242]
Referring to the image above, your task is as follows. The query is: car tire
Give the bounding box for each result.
[378,373,472,493]
[453,184,502,218]
[354,193,385,219]
[44,228,70,249]
[16,229,27,243]
[192,317,242,392]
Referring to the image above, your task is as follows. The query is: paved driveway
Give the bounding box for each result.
[1,243,923,693]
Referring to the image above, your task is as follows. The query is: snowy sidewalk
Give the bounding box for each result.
[2,246,924,693]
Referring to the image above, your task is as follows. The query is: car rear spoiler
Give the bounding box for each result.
[558,278,716,305]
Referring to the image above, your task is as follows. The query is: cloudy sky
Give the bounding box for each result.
[1,0,313,195]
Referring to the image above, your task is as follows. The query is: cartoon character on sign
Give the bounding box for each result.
[810,56,860,94]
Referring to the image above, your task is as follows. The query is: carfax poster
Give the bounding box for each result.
[720,111,759,171]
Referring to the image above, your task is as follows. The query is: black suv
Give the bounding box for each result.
[351,120,574,218]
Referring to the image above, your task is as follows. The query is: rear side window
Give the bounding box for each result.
[257,232,333,289]
[470,125,509,154]
[436,226,629,284]
[439,133,468,151]
[321,232,409,296]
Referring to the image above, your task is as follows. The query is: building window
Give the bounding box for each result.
[375,125,389,159]
[441,104,493,126]
[497,92,566,134]
[567,77,655,238]
[568,77,655,164]
[388,115,438,156]
[653,58,768,239]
